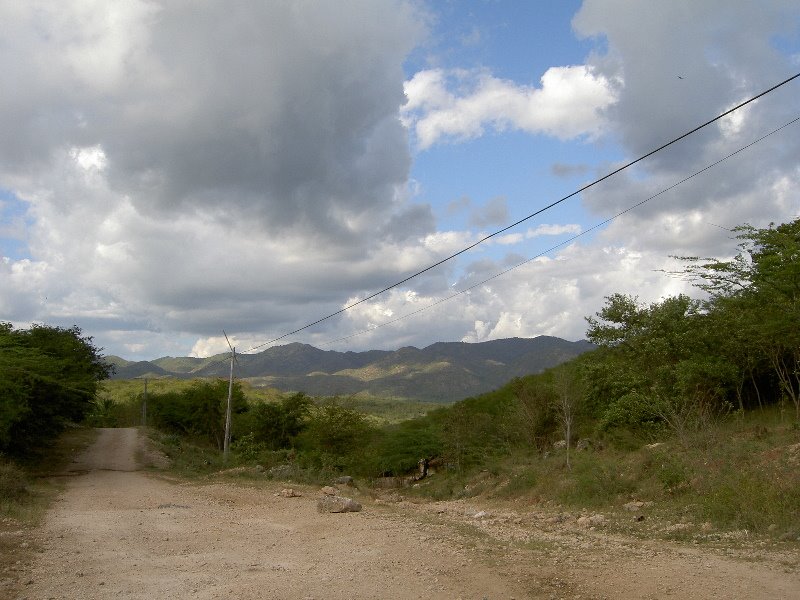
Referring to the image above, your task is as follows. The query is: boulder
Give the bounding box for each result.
[277,488,302,498]
[317,495,362,513]
[320,486,338,496]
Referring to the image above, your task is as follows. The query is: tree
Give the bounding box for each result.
[147,380,246,448]
[0,323,112,457]
[301,398,373,459]
[250,392,312,450]
[584,294,736,439]
[551,365,584,470]
[677,218,800,417]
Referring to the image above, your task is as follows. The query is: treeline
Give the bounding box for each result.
[584,217,800,434]
[408,218,800,468]
[5,217,794,484]
[132,382,375,473]
[0,323,111,458]
[135,218,799,481]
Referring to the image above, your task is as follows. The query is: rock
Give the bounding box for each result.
[277,488,302,498]
[317,495,362,513]
[473,511,488,519]
[589,514,606,526]
[645,442,665,449]
[623,501,645,512]
[255,464,265,473]
[553,440,567,450]
[576,438,592,451]
[577,516,591,527]
[334,476,354,486]
[320,486,338,496]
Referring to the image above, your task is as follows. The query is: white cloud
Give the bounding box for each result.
[402,65,617,148]
[2,0,798,363]
[496,233,524,245]
[328,238,697,350]
[70,146,107,171]
[526,224,582,238]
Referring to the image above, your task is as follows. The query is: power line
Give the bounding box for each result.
[188,112,798,373]
[242,71,800,354]
[307,115,800,349]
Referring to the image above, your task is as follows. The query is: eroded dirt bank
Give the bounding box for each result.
[16,428,800,599]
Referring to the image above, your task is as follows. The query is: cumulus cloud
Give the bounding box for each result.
[328,238,696,350]
[1,0,424,241]
[402,64,617,148]
[0,1,446,357]
[573,0,800,253]
[2,0,798,361]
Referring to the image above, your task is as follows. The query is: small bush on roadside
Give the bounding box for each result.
[558,453,638,507]
[0,461,28,500]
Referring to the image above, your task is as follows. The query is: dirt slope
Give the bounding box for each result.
[16,428,800,599]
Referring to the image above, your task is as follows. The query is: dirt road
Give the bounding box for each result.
[17,428,800,599]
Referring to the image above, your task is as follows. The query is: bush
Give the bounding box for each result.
[248,392,311,450]
[147,380,247,449]
[300,399,373,457]
[0,322,111,457]
[0,461,28,500]
[558,454,637,506]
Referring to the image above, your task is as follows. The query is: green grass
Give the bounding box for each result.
[400,406,800,542]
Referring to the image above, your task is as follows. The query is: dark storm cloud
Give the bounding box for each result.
[573,0,800,175]
[1,1,424,241]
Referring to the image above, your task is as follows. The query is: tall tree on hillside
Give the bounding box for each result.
[677,218,800,417]
[584,294,736,439]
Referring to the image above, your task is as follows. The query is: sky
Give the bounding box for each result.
[1,0,799,360]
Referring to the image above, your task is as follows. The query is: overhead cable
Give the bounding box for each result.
[240,71,800,354]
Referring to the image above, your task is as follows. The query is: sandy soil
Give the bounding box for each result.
[11,428,800,599]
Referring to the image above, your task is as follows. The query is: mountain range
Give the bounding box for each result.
[106,336,595,402]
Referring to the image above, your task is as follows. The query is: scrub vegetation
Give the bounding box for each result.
[2,218,799,542]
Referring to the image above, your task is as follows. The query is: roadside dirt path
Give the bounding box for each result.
[18,428,800,599]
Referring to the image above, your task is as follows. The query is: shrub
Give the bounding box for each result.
[0,461,28,500]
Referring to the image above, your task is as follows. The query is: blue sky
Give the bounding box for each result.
[1,1,799,360]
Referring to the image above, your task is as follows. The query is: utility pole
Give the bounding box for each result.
[142,377,148,426]
[223,332,235,463]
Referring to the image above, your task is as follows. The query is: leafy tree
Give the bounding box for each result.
[677,219,800,417]
[147,380,246,448]
[249,392,312,450]
[509,376,557,450]
[300,398,373,459]
[584,294,736,439]
[372,417,442,476]
[0,323,111,457]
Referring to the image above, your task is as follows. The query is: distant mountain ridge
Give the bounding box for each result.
[106,336,595,402]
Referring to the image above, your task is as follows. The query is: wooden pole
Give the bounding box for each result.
[223,346,235,462]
